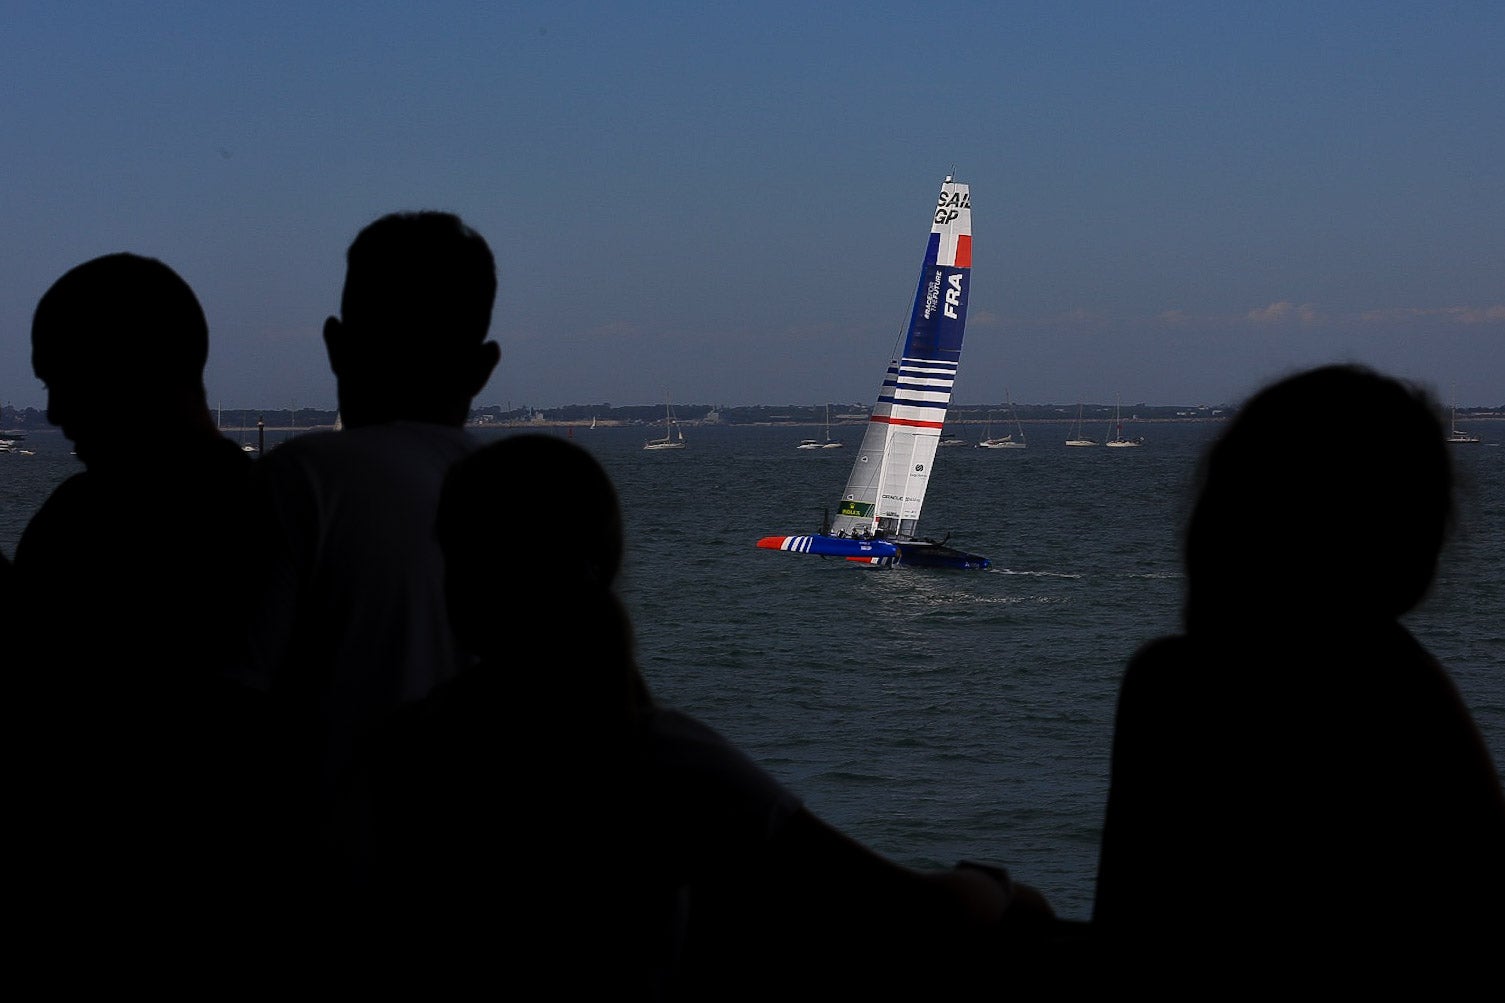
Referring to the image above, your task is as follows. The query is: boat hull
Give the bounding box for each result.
[892,539,991,570]
[756,534,989,570]
[757,534,900,565]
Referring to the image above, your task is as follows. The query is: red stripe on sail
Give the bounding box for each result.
[954,234,972,268]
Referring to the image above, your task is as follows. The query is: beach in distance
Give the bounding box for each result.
[2,421,1501,922]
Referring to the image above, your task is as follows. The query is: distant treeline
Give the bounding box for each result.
[474,402,1242,427]
[3,401,1500,431]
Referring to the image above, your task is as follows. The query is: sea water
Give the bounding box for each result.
[3,422,1501,921]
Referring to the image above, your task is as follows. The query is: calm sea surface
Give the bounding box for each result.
[3,421,1501,922]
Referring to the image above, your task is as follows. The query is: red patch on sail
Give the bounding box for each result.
[953,234,972,268]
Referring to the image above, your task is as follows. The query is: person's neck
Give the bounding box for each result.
[337,396,468,429]
[80,401,223,470]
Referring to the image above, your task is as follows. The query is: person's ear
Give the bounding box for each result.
[322,316,347,375]
[467,340,501,396]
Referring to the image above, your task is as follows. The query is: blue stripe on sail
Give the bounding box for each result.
[900,359,959,373]
[884,391,945,406]
[882,360,957,403]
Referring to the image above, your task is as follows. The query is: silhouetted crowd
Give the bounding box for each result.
[4,213,1501,995]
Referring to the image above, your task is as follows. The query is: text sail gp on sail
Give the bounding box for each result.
[756,176,989,570]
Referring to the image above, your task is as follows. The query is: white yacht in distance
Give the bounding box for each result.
[644,394,686,450]
[1065,404,1097,446]
[1104,399,1143,447]
[1446,398,1480,444]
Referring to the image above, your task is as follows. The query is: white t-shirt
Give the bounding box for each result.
[235,420,479,793]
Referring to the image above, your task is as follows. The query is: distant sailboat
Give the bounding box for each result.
[976,412,1008,448]
[1446,395,1480,444]
[220,405,260,454]
[798,405,845,449]
[937,430,969,446]
[1065,404,1097,446]
[978,391,1026,449]
[820,404,844,448]
[1104,398,1142,448]
[643,394,686,450]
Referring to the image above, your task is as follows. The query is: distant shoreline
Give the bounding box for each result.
[6,409,1501,435]
[166,412,1505,433]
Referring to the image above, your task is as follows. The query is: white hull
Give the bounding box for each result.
[1104,399,1141,447]
[1065,404,1094,446]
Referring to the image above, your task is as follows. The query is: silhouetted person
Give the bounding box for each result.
[1092,364,1505,981]
[232,211,501,899]
[18,254,256,665]
[334,434,1057,996]
[12,252,272,952]
[0,548,12,623]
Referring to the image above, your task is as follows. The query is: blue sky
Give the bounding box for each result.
[4,2,1501,412]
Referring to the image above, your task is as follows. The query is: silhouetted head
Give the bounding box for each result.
[1184,364,1452,634]
[437,433,646,714]
[324,210,500,427]
[32,253,212,465]
[438,434,625,647]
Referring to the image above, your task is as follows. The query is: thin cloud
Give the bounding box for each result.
[1245,301,1321,325]
[1356,305,1505,325]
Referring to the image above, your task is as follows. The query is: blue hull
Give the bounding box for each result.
[756,534,989,570]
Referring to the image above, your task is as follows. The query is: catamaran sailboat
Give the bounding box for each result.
[643,394,686,450]
[757,176,989,570]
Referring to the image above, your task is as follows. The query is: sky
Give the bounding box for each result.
[3,2,1502,413]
